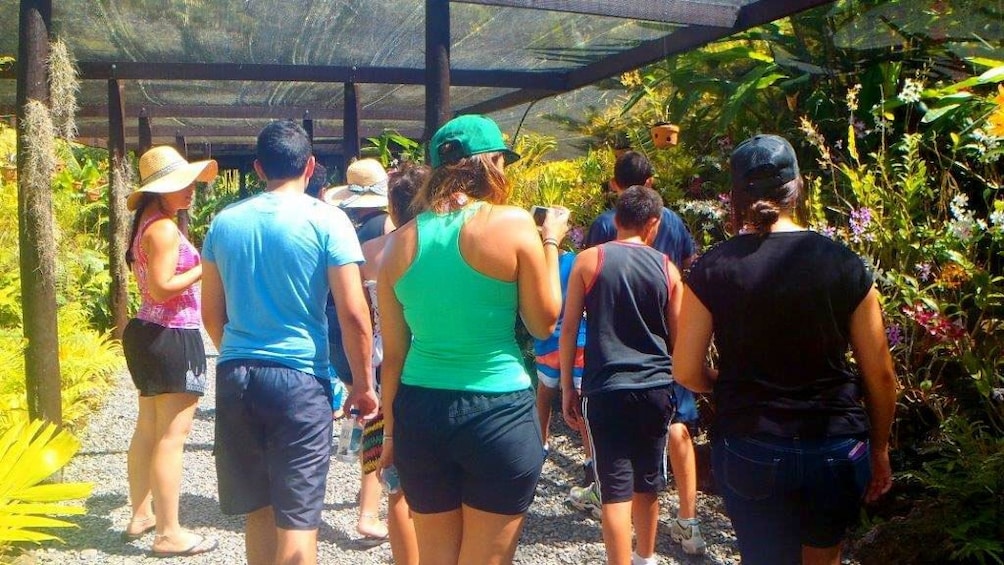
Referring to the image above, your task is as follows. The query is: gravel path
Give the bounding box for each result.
[27,337,742,564]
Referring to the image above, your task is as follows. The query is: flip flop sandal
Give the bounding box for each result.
[356,513,389,548]
[356,532,389,548]
[120,518,156,542]
[150,534,219,558]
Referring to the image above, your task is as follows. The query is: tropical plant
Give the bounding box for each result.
[506,134,612,248]
[0,419,92,559]
[787,62,1004,561]
[363,130,422,168]
[900,418,1004,564]
[187,168,261,248]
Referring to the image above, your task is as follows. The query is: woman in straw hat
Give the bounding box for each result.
[378,115,568,563]
[121,146,219,557]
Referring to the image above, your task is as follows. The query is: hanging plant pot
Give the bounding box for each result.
[650,122,680,148]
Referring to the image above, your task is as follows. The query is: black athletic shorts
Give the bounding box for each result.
[582,385,675,504]
[393,384,544,515]
[122,318,207,397]
[214,360,333,529]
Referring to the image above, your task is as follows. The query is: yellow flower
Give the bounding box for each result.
[993,84,1004,107]
[938,262,969,289]
[620,70,642,89]
[989,108,1004,138]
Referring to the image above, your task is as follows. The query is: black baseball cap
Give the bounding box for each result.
[731,134,799,192]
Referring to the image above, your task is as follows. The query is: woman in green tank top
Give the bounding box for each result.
[377,115,569,564]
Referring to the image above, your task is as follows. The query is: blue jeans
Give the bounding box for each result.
[712,435,871,565]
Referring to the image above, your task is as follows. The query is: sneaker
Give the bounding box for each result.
[669,518,707,555]
[567,483,601,519]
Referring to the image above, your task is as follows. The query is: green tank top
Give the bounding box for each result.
[394,202,530,392]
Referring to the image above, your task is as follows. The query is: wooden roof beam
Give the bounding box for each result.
[450,0,740,28]
[51,62,568,91]
[74,124,425,141]
[50,104,426,121]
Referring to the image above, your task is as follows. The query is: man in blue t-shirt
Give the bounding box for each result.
[202,120,377,564]
[584,151,695,269]
[582,151,705,557]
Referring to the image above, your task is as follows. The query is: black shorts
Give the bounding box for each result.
[214,360,333,530]
[393,384,544,515]
[122,318,207,397]
[582,386,675,504]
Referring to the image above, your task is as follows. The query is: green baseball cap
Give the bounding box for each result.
[429,114,520,169]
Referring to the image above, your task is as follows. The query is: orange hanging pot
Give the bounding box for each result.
[650,122,680,148]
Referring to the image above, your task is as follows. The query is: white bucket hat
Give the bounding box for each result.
[323,158,389,209]
[127,146,218,211]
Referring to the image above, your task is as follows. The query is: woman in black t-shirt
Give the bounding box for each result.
[673,134,898,565]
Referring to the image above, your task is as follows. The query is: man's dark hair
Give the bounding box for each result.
[613,151,654,189]
[256,120,312,181]
[305,162,328,199]
[615,185,663,230]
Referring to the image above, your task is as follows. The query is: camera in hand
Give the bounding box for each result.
[531,205,551,226]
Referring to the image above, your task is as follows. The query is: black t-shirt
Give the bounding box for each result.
[355,211,389,244]
[686,231,873,439]
[582,242,673,396]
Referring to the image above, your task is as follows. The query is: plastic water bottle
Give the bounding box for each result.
[382,465,401,494]
[336,409,363,462]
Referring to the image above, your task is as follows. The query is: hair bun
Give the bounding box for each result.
[750,200,780,233]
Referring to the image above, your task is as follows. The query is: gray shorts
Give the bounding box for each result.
[214,360,333,529]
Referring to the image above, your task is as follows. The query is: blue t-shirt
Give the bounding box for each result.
[202,191,363,377]
[533,251,587,356]
[584,207,695,267]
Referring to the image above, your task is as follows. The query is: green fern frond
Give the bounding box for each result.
[0,420,92,550]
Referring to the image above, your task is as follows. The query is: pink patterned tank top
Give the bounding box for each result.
[132,211,201,329]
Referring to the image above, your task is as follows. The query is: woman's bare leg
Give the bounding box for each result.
[458,505,527,565]
[388,492,418,565]
[126,395,157,533]
[412,508,463,565]
[149,392,201,552]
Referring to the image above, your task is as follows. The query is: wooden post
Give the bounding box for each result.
[425,0,451,143]
[172,134,190,233]
[16,0,61,426]
[175,134,186,158]
[239,159,249,199]
[343,83,360,161]
[138,108,152,155]
[303,111,314,144]
[107,78,130,340]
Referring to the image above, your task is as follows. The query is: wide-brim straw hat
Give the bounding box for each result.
[127,146,218,211]
[324,158,389,209]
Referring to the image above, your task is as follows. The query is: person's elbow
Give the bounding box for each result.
[525,307,559,340]
[146,283,177,304]
[526,318,557,340]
